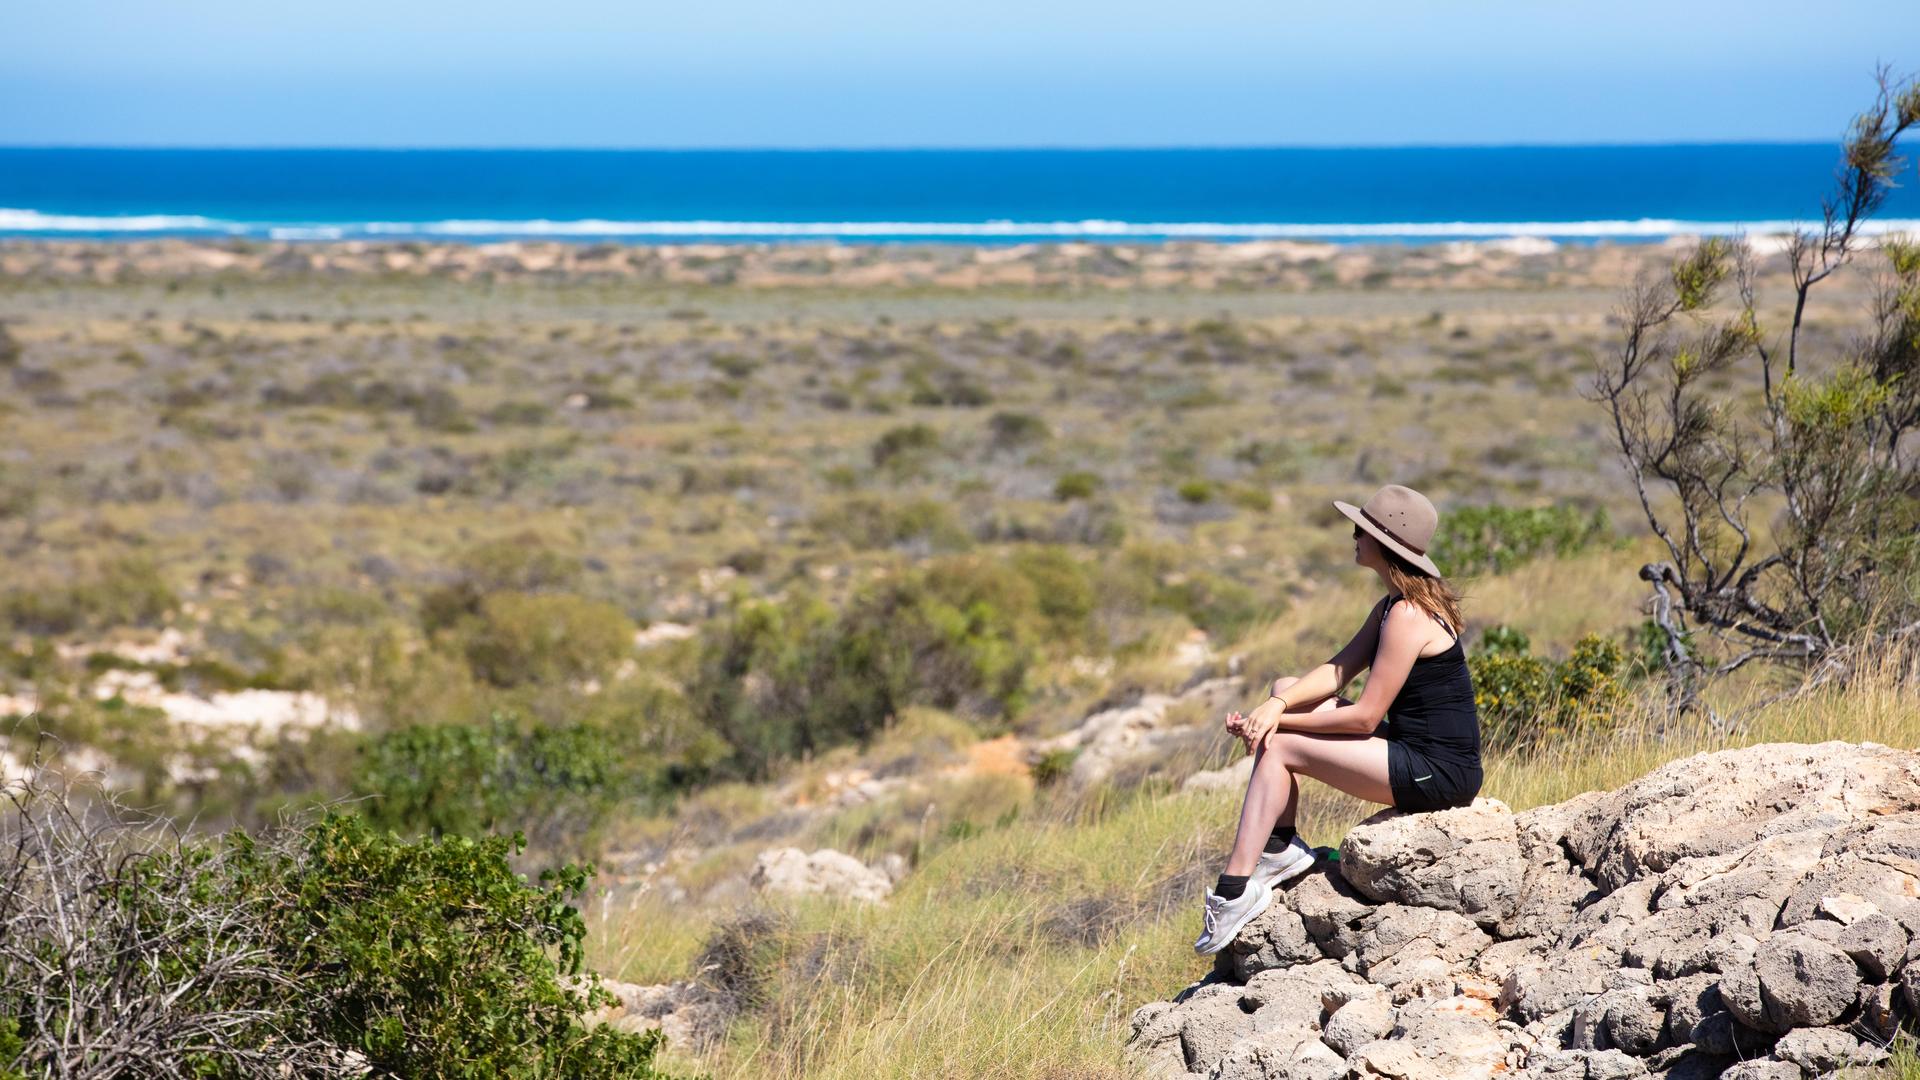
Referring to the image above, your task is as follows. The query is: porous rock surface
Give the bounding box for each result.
[1127,741,1919,1079]
[749,847,894,903]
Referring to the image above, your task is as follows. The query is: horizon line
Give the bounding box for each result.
[0,139,1854,154]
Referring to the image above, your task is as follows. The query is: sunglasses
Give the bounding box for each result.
[1352,524,1364,540]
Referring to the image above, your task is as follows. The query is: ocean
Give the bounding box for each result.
[1,145,1916,244]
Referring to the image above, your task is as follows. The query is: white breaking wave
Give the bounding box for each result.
[363,217,1920,238]
[0,208,238,232]
[3,207,1918,241]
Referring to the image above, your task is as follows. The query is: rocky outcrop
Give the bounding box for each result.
[749,847,894,903]
[1031,675,1243,787]
[582,978,729,1050]
[1128,741,1919,1079]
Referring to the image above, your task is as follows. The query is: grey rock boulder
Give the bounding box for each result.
[1320,993,1396,1057]
[1558,742,1920,894]
[1715,930,1861,1033]
[749,847,893,903]
[1338,798,1526,930]
[1769,1025,1891,1074]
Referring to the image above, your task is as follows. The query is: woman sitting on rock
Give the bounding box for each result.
[1194,483,1483,955]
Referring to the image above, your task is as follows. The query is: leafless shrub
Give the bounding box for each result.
[0,765,359,1079]
[1587,68,1920,720]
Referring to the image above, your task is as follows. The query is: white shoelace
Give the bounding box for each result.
[1201,894,1226,937]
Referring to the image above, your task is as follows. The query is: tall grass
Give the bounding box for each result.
[589,567,1920,1079]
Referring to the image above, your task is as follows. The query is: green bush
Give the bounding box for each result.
[458,533,586,592]
[259,816,667,1077]
[1053,471,1101,501]
[987,411,1050,450]
[1,556,178,636]
[690,557,1037,777]
[1473,624,1532,658]
[355,715,635,843]
[455,592,635,688]
[1429,503,1614,576]
[1009,546,1097,644]
[1030,748,1079,787]
[870,422,941,466]
[0,776,676,1080]
[1157,570,1264,641]
[814,495,970,552]
[1470,631,1629,752]
[905,365,993,407]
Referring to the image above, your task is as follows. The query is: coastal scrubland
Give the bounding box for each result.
[0,237,1912,1077]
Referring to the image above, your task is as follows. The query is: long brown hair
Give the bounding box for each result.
[1380,548,1465,637]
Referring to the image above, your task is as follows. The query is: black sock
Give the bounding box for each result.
[1213,873,1249,900]
[1264,824,1296,854]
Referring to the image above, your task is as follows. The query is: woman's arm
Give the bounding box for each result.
[1251,601,1429,738]
[1266,595,1387,707]
[1225,596,1387,749]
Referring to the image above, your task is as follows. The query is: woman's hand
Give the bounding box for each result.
[1226,697,1287,754]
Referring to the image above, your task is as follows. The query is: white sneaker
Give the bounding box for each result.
[1252,836,1317,889]
[1192,876,1274,955]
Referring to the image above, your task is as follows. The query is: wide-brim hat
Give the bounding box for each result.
[1334,484,1442,577]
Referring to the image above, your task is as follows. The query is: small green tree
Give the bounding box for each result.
[354,714,634,845]
[1588,69,1920,715]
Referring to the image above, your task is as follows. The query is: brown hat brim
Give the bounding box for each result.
[1334,500,1443,577]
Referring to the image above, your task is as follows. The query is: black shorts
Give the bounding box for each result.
[1386,741,1481,812]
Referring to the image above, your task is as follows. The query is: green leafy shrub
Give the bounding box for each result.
[0,774,677,1080]
[814,495,970,552]
[905,365,993,407]
[355,715,635,843]
[254,815,669,1078]
[1157,570,1264,641]
[1176,480,1215,505]
[455,592,635,688]
[1474,624,1532,658]
[1469,631,1629,751]
[1009,546,1097,644]
[1030,748,1078,787]
[690,557,1036,777]
[1429,503,1614,576]
[987,411,1050,450]
[1,556,178,636]
[870,422,941,467]
[1053,471,1101,501]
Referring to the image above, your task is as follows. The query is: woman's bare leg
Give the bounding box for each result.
[1222,692,1393,877]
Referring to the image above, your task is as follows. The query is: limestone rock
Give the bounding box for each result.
[1338,798,1526,930]
[1715,930,1860,1033]
[1276,864,1372,959]
[1769,1026,1891,1074]
[1718,1061,1801,1080]
[1125,742,1920,1080]
[1179,982,1257,1072]
[1226,904,1323,982]
[1127,1000,1188,1078]
[1320,994,1396,1057]
[749,847,892,903]
[1349,997,1506,1080]
[1349,903,1491,992]
[1183,754,1254,794]
[1558,742,1920,894]
[1206,1026,1345,1080]
[1521,1048,1650,1080]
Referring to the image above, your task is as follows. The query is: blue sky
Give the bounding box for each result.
[5,1,1918,148]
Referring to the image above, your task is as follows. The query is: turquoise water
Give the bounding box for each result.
[1,145,1915,243]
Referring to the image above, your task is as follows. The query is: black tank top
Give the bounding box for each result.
[1377,595,1482,768]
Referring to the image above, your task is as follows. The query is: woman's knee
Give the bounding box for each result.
[1261,730,1313,766]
